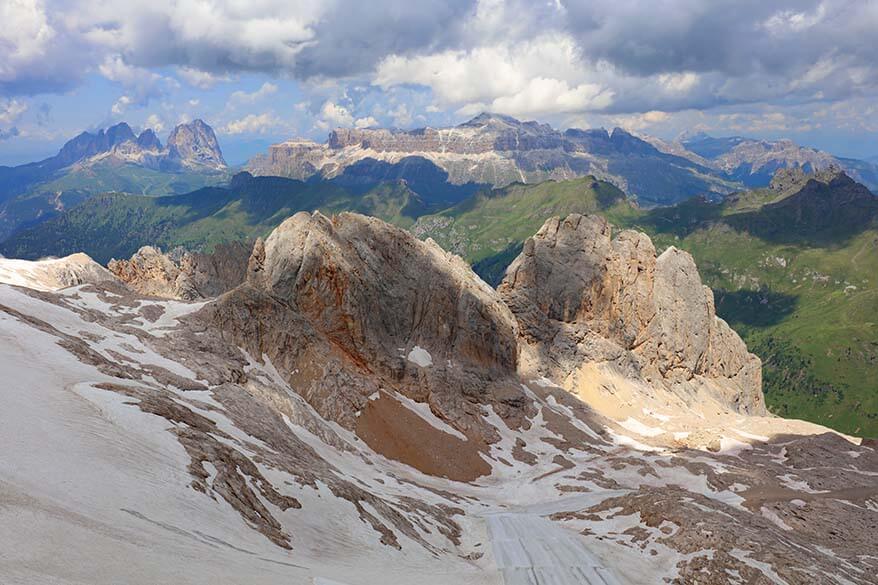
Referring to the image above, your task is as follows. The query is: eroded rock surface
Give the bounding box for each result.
[108,242,250,300]
[500,213,764,414]
[207,211,530,479]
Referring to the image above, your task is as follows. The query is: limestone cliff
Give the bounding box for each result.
[108,242,250,300]
[499,213,765,414]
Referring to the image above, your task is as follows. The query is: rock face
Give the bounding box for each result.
[48,120,227,173]
[7,210,874,585]
[108,242,250,300]
[499,213,765,414]
[166,119,226,170]
[247,113,735,206]
[206,212,529,479]
[0,252,117,291]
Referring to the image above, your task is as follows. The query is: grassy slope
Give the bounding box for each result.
[413,177,637,266]
[0,176,432,264]
[0,162,230,241]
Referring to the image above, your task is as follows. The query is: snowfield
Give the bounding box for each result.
[0,259,876,585]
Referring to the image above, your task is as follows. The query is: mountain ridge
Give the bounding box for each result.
[247,112,878,205]
[247,112,739,207]
[0,119,229,241]
[1,211,875,584]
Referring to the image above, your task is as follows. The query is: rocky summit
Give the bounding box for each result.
[245,113,878,207]
[246,113,737,207]
[1,211,875,585]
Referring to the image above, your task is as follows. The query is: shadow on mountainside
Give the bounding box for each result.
[713,287,800,328]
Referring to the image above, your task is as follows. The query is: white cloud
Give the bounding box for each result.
[316,101,380,130]
[762,3,827,34]
[320,101,354,126]
[355,116,378,129]
[144,113,165,133]
[111,95,133,116]
[221,112,282,135]
[375,35,616,117]
[177,67,231,90]
[100,55,171,110]
[229,82,279,106]
[611,110,671,131]
[658,72,700,94]
[0,0,55,80]
[0,99,28,125]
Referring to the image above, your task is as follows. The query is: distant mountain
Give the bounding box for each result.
[0,120,228,241]
[680,132,878,191]
[247,113,740,207]
[0,172,442,264]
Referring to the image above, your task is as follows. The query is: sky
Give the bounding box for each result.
[0,0,877,166]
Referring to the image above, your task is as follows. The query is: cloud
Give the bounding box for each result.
[177,67,231,90]
[0,99,28,125]
[221,112,282,135]
[319,101,354,127]
[0,127,21,141]
[144,113,165,133]
[100,55,172,112]
[111,95,133,116]
[0,0,877,138]
[0,0,87,94]
[228,82,279,106]
[315,101,378,130]
[355,116,378,129]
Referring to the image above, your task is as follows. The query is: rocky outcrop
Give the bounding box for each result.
[0,252,117,291]
[108,242,250,300]
[206,212,530,479]
[499,213,765,414]
[51,120,227,172]
[166,119,226,170]
[681,132,878,190]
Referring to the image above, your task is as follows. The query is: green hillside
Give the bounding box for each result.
[0,173,433,264]
[0,162,229,241]
[412,177,637,282]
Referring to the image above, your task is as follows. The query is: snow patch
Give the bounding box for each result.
[393,392,466,441]
[619,417,665,437]
[406,346,433,367]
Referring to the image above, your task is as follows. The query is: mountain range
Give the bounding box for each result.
[246,113,878,206]
[0,119,228,240]
[5,165,877,436]
[679,131,878,189]
[2,209,876,584]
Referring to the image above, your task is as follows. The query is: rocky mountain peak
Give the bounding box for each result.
[105,122,136,145]
[55,122,137,166]
[500,213,765,414]
[108,242,250,300]
[166,119,226,170]
[135,128,162,151]
[458,112,528,129]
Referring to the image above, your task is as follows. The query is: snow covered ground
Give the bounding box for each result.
[0,264,876,585]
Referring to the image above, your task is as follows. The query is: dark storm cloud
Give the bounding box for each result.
[292,0,478,79]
